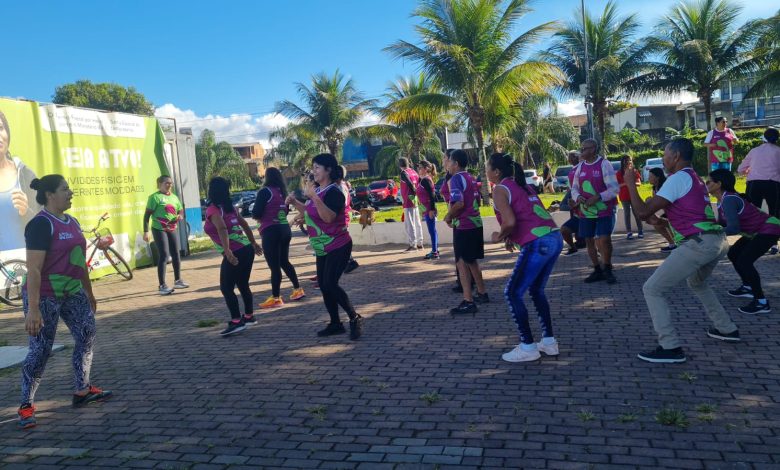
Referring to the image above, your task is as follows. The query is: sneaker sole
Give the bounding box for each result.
[17,421,36,430]
[728,292,754,298]
[636,354,687,363]
[159,291,174,295]
[706,331,741,342]
[260,304,284,309]
[290,295,306,301]
[738,307,770,314]
[220,325,247,337]
[501,353,541,363]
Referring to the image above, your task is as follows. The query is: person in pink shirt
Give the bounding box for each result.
[739,127,780,241]
[399,157,424,251]
[704,116,739,171]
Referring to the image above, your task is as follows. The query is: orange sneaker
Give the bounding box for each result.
[259,296,284,309]
[290,288,306,301]
[18,404,36,429]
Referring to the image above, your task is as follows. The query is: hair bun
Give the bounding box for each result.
[30,178,41,190]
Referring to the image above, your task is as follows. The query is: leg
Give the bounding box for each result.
[727,236,751,286]
[561,224,574,249]
[319,245,356,322]
[166,231,182,281]
[278,227,300,289]
[622,201,632,233]
[151,228,169,286]
[403,209,415,247]
[632,205,643,235]
[528,235,563,339]
[424,214,438,252]
[20,295,60,405]
[732,235,778,299]
[59,291,97,393]
[685,235,737,334]
[412,210,424,247]
[596,236,613,266]
[457,260,474,302]
[219,256,241,320]
[503,248,537,344]
[466,261,486,295]
[585,238,599,266]
[261,228,283,297]
[768,181,780,218]
[234,247,255,316]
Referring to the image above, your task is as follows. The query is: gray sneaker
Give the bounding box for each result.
[174,279,189,289]
[159,284,174,295]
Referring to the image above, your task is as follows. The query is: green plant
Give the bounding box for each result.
[678,371,697,383]
[577,410,596,422]
[359,376,372,384]
[420,391,441,405]
[307,405,327,421]
[696,403,717,413]
[655,407,688,428]
[196,319,219,328]
[617,413,638,423]
[697,413,715,423]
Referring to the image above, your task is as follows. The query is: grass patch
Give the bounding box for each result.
[655,407,688,428]
[307,405,327,421]
[677,371,697,383]
[697,413,715,423]
[617,413,638,423]
[189,237,214,254]
[696,403,717,413]
[359,376,372,384]
[576,409,596,422]
[420,391,441,405]
[196,319,219,328]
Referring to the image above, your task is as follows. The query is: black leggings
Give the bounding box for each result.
[727,234,779,299]
[746,180,780,218]
[152,228,181,286]
[316,242,357,324]
[220,245,255,320]
[261,225,300,297]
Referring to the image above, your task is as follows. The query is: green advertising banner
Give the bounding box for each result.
[0,97,169,276]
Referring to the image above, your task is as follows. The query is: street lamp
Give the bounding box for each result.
[581,0,596,142]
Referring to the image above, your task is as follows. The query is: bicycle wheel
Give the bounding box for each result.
[1,259,27,307]
[104,247,133,280]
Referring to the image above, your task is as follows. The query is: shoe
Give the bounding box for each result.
[290,288,306,301]
[537,341,559,356]
[72,385,113,407]
[416,244,424,250]
[450,300,477,315]
[159,284,174,295]
[220,321,246,337]
[173,279,189,289]
[637,233,644,239]
[501,345,541,363]
[770,246,779,255]
[707,327,740,342]
[660,244,677,253]
[349,315,363,340]
[404,246,416,252]
[344,259,359,274]
[242,314,258,326]
[563,247,578,256]
[474,292,490,304]
[317,322,346,337]
[17,404,36,429]
[603,266,617,285]
[728,286,753,298]
[637,346,686,363]
[626,232,634,240]
[584,267,604,283]
[739,299,771,315]
[259,296,284,309]
[309,275,318,282]
[430,251,440,260]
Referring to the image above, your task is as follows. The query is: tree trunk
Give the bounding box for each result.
[411,136,422,164]
[469,101,491,206]
[327,139,339,160]
[702,92,713,131]
[594,99,606,148]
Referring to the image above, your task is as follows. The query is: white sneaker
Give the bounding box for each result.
[159,284,174,295]
[501,345,541,363]
[537,341,559,356]
[174,279,189,289]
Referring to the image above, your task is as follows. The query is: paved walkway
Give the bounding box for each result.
[1,233,780,469]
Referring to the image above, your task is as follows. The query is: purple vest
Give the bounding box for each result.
[575,157,615,218]
[305,183,351,256]
[664,168,722,239]
[204,205,251,254]
[708,128,735,164]
[25,210,87,299]
[449,171,482,230]
[416,175,434,212]
[718,192,780,237]
[401,168,420,208]
[258,187,289,234]
[495,178,558,247]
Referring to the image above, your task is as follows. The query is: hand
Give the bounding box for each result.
[253,242,263,256]
[504,239,515,253]
[490,231,501,243]
[285,194,298,205]
[444,214,452,228]
[303,181,317,199]
[88,294,98,314]
[225,250,239,266]
[143,232,150,243]
[25,310,44,337]
[177,213,183,221]
[428,210,437,219]
[11,190,29,216]
[585,195,600,207]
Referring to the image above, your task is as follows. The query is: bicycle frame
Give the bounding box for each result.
[84,213,114,272]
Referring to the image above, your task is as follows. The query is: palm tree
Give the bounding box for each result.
[746,10,780,99]
[624,0,760,130]
[195,130,254,195]
[274,70,376,158]
[541,0,646,142]
[268,123,321,184]
[384,0,561,200]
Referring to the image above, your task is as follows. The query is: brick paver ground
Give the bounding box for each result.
[1,232,780,469]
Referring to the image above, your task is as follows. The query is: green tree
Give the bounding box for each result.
[502,95,579,167]
[268,123,322,187]
[624,0,760,130]
[746,10,780,98]
[385,0,561,201]
[542,0,647,141]
[52,80,155,115]
[195,130,254,196]
[274,70,375,159]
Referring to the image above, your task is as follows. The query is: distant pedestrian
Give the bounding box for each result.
[417,160,439,260]
[704,116,738,171]
[616,154,644,240]
[738,127,780,254]
[560,150,583,256]
[399,157,424,251]
[340,165,360,273]
[143,175,188,295]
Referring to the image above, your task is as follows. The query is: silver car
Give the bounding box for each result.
[641,158,665,181]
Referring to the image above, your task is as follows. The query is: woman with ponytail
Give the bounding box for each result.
[487,153,563,363]
[417,160,439,259]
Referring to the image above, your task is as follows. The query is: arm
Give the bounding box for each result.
[237,214,263,255]
[209,212,238,265]
[400,171,416,196]
[737,149,753,175]
[421,179,436,212]
[251,188,271,220]
[570,165,582,203]
[24,250,46,336]
[719,196,742,235]
[598,160,619,202]
[310,191,339,223]
[703,130,716,149]
[623,164,671,221]
[443,175,465,225]
[490,186,515,244]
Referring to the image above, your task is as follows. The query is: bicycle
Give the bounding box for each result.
[0,257,26,307]
[84,213,133,280]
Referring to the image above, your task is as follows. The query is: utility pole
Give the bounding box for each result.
[581,0,596,142]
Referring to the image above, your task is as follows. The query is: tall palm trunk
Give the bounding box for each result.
[701,91,713,131]
[593,100,607,146]
[469,101,491,206]
[327,139,339,159]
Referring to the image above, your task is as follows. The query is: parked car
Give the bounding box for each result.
[200,198,209,221]
[553,165,573,192]
[368,180,399,205]
[353,185,370,201]
[641,157,665,181]
[524,170,543,193]
[238,191,257,216]
[610,160,622,174]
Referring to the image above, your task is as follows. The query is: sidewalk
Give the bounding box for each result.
[1,233,779,469]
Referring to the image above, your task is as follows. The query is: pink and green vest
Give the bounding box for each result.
[204,205,251,253]
[495,178,558,247]
[25,210,87,298]
[665,168,722,241]
[305,183,351,256]
[258,187,289,234]
[718,191,780,237]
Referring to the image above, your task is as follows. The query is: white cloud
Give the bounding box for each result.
[556,99,586,117]
[154,103,290,149]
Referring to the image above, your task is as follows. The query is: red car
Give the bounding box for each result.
[368,179,399,205]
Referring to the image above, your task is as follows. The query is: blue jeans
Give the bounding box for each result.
[504,232,563,344]
[711,162,732,171]
[423,213,438,252]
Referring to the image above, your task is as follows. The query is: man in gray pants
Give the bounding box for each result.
[622,138,739,363]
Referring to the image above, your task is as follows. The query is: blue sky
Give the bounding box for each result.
[2,0,775,145]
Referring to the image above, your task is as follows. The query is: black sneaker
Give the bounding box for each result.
[660,244,677,253]
[706,327,741,342]
[72,385,113,407]
[739,300,771,315]
[220,321,246,337]
[450,300,477,315]
[563,247,578,256]
[344,259,359,274]
[474,292,490,304]
[728,286,753,298]
[603,266,617,285]
[584,267,604,283]
[317,322,346,337]
[637,346,686,363]
[349,315,363,340]
[243,315,258,326]
[770,246,779,255]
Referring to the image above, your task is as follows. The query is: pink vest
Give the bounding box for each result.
[257,187,289,234]
[440,175,451,203]
[664,168,722,239]
[575,157,616,218]
[449,171,482,230]
[567,166,581,217]
[416,175,435,212]
[204,205,251,253]
[495,178,559,247]
[718,192,780,237]
[25,210,87,299]
[400,168,420,208]
[709,129,735,164]
[305,183,351,256]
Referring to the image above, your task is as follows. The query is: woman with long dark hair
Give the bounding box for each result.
[18,174,112,429]
[204,177,262,336]
[487,153,563,363]
[143,175,188,295]
[286,153,363,339]
[252,167,304,309]
[708,169,780,314]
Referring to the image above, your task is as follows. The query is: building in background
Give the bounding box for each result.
[231,142,266,178]
[676,100,733,130]
[721,78,780,127]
